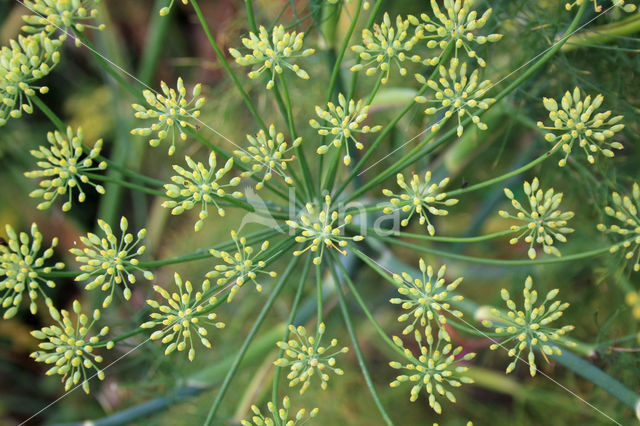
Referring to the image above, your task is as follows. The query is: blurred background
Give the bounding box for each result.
[1,0,639,424]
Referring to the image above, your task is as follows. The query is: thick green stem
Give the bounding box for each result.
[202,255,301,426]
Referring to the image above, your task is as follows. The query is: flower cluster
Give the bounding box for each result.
[415,58,495,136]
[0,34,61,126]
[310,93,381,166]
[538,88,624,167]
[350,13,422,84]
[597,182,640,271]
[206,231,276,302]
[241,396,318,426]
[1,223,64,319]
[30,300,112,394]
[499,178,574,259]
[625,291,640,320]
[417,0,502,67]
[391,260,464,336]
[22,0,105,46]
[565,0,637,12]
[162,152,242,232]
[274,323,348,395]
[131,78,205,155]
[287,195,364,265]
[481,276,575,376]
[141,273,225,361]
[235,125,301,189]
[389,328,475,414]
[382,171,458,234]
[229,25,314,90]
[70,217,153,308]
[24,126,107,211]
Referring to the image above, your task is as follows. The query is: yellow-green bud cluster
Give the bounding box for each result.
[286,195,364,265]
[0,34,61,126]
[625,291,640,319]
[162,152,243,232]
[481,276,575,377]
[131,77,205,156]
[310,93,382,166]
[498,178,574,259]
[382,171,458,234]
[141,272,225,362]
[159,0,188,16]
[206,230,276,302]
[538,87,624,167]
[229,25,315,90]
[30,299,113,394]
[350,13,422,84]
[241,396,319,426]
[565,0,637,12]
[389,328,475,414]
[1,223,64,319]
[417,0,502,67]
[415,58,494,137]
[274,323,348,395]
[597,182,640,271]
[22,0,105,46]
[390,260,464,337]
[70,217,153,308]
[24,126,107,211]
[235,124,301,189]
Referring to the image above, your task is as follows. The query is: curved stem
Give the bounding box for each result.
[202,255,301,426]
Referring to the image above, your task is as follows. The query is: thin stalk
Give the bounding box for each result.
[374,235,632,266]
[316,262,323,328]
[326,0,363,99]
[271,254,313,403]
[244,0,258,33]
[189,0,267,131]
[85,173,164,196]
[203,255,301,426]
[329,255,395,426]
[360,227,515,243]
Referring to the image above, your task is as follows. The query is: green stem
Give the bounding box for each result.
[202,255,301,426]
[375,235,631,266]
[189,0,266,131]
[271,254,312,403]
[326,0,362,100]
[244,0,258,33]
[85,173,164,196]
[316,262,323,328]
[562,12,640,52]
[329,255,395,426]
[361,227,515,243]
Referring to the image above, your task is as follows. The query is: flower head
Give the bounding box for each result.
[565,0,637,12]
[382,171,458,234]
[389,328,475,414]
[498,178,574,259]
[417,0,502,67]
[481,276,575,376]
[141,272,225,361]
[229,25,314,90]
[241,396,319,426]
[162,152,243,232]
[597,182,640,271]
[22,0,105,46]
[391,260,464,336]
[206,230,277,302]
[350,13,422,84]
[70,217,153,308]
[131,77,205,155]
[0,34,61,126]
[30,299,112,394]
[286,195,364,265]
[415,58,494,136]
[274,322,348,394]
[235,125,301,189]
[24,126,107,211]
[537,87,624,167]
[1,223,64,319]
[310,93,382,166]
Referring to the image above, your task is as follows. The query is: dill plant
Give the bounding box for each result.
[1,0,640,425]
